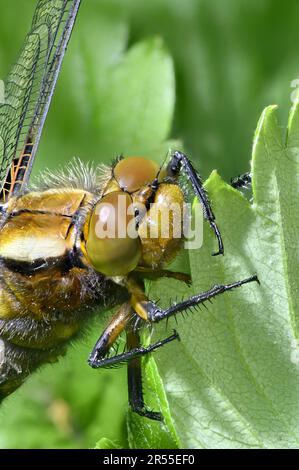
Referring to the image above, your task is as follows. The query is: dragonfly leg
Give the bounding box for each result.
[136,275,259,323]
[88,302,132,367]
[167,150,224,256]
[89,301,178,421]
[88,293,179,365]
[231,172,252,189]
[126,327,179,421]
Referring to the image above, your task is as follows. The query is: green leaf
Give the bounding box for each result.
[95,37,175,158]
[33,0,130,175]
[95,438,120,449]
[151,101,299,448]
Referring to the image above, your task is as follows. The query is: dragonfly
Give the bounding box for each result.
[0,0,258,420]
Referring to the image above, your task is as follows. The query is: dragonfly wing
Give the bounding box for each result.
[0,0,81,202]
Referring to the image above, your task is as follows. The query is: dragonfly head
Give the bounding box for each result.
[83,156,184,277]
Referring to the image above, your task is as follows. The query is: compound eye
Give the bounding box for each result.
[85,191,141,276]
[114,156,160,193]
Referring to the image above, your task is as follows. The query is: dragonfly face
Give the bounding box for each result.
[0,0,258,421]
[83,156,185,277]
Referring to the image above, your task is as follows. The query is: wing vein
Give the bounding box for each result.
[0,0,81,201]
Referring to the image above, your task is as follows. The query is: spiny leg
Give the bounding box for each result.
[137,275,259,323]
[231,172,252,189]
[108,276,258,418]
[90,321,179,371]
[89,275,258,418]
[88,298,179,421]
[126,327,148,418]
[167,150,224,256]
[126,326,179,421]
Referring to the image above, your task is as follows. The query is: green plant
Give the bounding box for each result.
[152,103,299,448]
[0,0,298,450]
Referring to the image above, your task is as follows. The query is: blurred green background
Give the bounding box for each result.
[1,0,299,179]
[0,0,299,448]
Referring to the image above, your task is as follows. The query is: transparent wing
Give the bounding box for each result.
[0,0,81,202]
